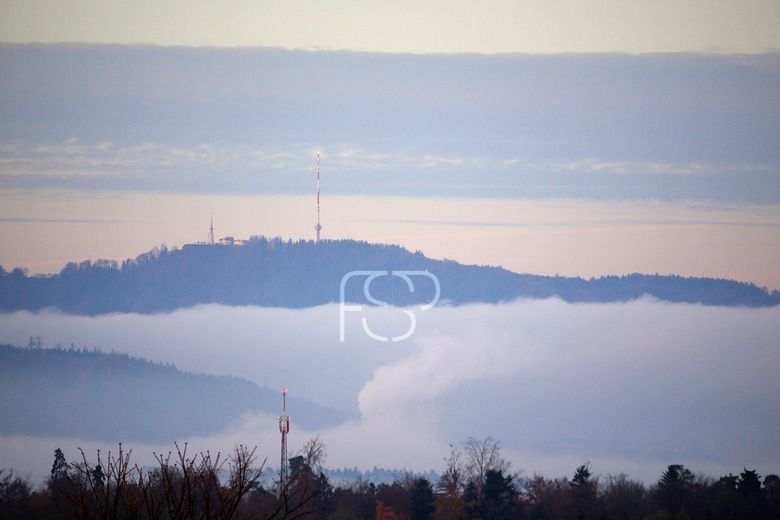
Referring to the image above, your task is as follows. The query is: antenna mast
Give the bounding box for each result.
[315,152,322,243]
[278,387,290,492]
[209,211,215,245]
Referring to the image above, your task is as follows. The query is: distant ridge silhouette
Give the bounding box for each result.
[0,344,348,442]
[1,236,778,315]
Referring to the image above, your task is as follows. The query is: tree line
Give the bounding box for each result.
[1,437,778,519]
[2,237,778,315]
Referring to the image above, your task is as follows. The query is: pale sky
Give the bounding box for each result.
[1,5,779,288]
[1,45,779,288]
[3,192,779,288]
[1,0,780,53]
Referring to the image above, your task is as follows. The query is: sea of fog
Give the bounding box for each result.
[1,299,779,484]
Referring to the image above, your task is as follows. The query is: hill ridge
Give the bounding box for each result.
[0,343,349,442]
[1,236,777,314]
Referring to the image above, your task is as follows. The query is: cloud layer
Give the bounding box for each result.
[1,46,779,201]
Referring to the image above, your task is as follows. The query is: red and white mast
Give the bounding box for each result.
[279,387,290,490]
[315,152,322,243]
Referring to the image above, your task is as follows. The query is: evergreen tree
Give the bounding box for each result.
[570,462,597,519]
[655,464,694,515]
[572,462,592,487]
[483,469,521,519]
[50,448,70,480]
[764,474,780,520]
[408,477,435,520]
[91,464,105,491]
[465,469,521,519]
[737,468,761,496]
[737,468,764,518]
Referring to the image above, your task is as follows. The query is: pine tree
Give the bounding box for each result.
[50,448,70,480]
[409,478,435,520]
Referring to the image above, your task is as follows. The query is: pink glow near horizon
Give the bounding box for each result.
[1,192,778,290]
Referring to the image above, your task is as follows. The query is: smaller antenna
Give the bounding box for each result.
[209,210,215,245]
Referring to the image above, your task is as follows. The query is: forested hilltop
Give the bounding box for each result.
[0,344,349,442]
[1,237,778,315]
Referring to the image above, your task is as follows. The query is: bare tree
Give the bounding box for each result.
[54,442,265,520]
[462,437,509,495]
[57,444,136,520]
[146,442,264,520]
[437,443,464,497]
[247,436,332,520]
[297,435,327,473]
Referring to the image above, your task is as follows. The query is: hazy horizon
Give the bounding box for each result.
[2,1,779,54]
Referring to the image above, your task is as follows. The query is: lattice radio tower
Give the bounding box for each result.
[315,152,322,242]
[278,387,291,490]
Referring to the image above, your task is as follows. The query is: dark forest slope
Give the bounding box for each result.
[1,237,777,315]
[0,344,349,442]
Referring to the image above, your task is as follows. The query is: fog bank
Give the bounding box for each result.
[1,300,778,483]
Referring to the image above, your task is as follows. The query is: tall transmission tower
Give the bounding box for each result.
[209,211,215,245]
[278,387,291,491]
[315,152,322,243]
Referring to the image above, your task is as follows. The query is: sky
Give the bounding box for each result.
[0,3,778,283]
[1,0,780,54]
[0,44,778,287]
